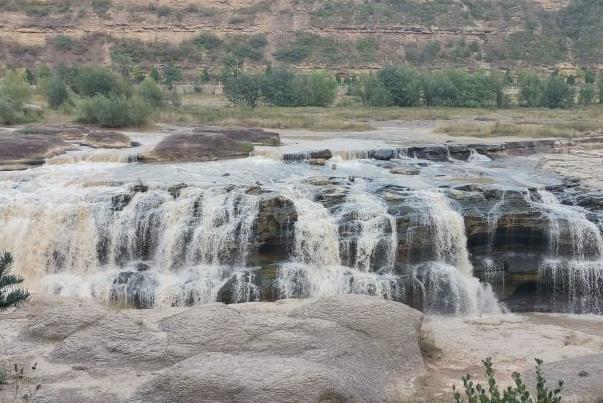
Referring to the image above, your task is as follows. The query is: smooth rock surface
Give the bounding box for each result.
[0,294,425,402]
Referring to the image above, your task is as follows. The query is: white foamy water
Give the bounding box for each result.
[4,133,601,315]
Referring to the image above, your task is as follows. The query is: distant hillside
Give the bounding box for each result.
[0,0,601,76]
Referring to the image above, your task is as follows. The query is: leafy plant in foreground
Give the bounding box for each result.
[452,358,563,403]
[0,252,29,311]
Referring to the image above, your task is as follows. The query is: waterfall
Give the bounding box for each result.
[467,148,492,162]
[0,185,261,307]
[535,189,603,312]
[404,191,503,314]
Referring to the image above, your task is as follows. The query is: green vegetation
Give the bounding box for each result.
[0,70,40,125]
[354,67,507,108]
[223,67,338,108]
[453,358,563,403]
[0,252,29,311]
[46,73,69,109]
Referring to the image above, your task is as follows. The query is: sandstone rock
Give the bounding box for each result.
[0,133,73,170]
[84,131,132,148]
[15,125,89,140]
[139,132,251,162]
[186,126,281,146]
[524,354,603,401]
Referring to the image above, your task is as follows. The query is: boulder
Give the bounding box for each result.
[0,133,73,170]
[139,132,251,162]
[15,125,89,140]
[84,131,132,148]
[187,126,280,146]
[524,354,603,402]
[2,295,424,402]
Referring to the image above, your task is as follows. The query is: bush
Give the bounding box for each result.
[46,74,69,109]
[421,72,458,106]
[261,67,297,107]
[72,66,130,97]
[163,63,182,87]
[519,72,544,107]
[355,74,393,106]
[377,66,421,107]
[138,77,163,107]
[223,72,261,108]
[292,71,337,107]
[0,71,38,125]
[0,252,29,311]
[453,358,563,403]
[77,95,152,127]
[542,75,573,108]
[578,84,595,106]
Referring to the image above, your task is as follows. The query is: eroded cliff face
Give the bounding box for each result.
[0,0,599,72]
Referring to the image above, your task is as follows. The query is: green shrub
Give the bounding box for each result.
[377,65,421,107]
[138,77,163,107]
[223,72,261,108]
[261,67,297,107]
[421,72,458,106]
[519,71,544,107]
[0,71,38,125]
[292,71,337,107]
[77,95,152,127]
[355,74,393,106]
[542,75,573,108]
[453,358,563,403]
[46,74,69,109]
[578,84,595,106]
[193,32,223,50]
[71,66,130,97]
[0,252,30,311]
[163,63,182,87]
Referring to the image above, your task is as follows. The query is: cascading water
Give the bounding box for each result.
[403,191,502,314]
[535,189,603,312]
[0,184,262,308]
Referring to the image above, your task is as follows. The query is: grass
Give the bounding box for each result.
[437,120,603,138]
[20,92,603,135]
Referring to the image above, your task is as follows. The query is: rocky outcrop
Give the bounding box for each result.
[84,130,132,148]
[140,127,280,163]
[0,133,73,170]
[1,294,425,403]
[188,126,281,146]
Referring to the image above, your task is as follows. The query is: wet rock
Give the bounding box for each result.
[0,133,73,170]
[252,195,297,262]
[84,131,132,148]
[188,126,280,146]
[390,166,421,175]
[110,271,157,309]
[167,183,187,199]
[216,271,263,304]
[139,132,251,163]
[309,149,332,160]
[374,149,395,160]
[15,125,89,140]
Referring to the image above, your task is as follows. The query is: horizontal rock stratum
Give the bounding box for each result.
[0,294,424,402]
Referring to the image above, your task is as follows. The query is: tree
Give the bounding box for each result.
[355,74,393,106]
[149,67,160,83]
[292,71,338,107]
[0,252,29,311]
[579,84,595,106]
[77,95,153,127]
[138,77,163,108]
[47,73,69,109]
[223,71,261,108]
[542,74,573,108]
[519,72,544,107]
[72,66,129,97]
[261,67,297,107]
[163,63,182,88]
[377,65,421,107]
[583,69,596,84]
[421,72,458,106]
